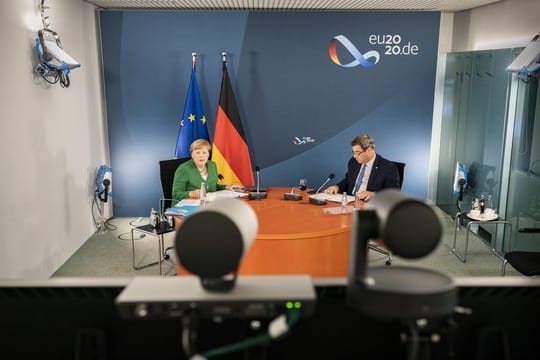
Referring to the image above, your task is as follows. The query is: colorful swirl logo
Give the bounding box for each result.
[329,35,380,68]
[293,137,306,145]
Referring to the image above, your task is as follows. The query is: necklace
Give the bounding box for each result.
[198,166,207,174]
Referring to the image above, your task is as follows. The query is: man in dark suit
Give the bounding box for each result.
[324,134,400,201]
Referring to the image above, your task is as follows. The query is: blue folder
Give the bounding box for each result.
[164,205,200,217]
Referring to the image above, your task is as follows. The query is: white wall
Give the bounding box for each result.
[452,0,540,50]
[428,0,540,202]
[0,0,108,278]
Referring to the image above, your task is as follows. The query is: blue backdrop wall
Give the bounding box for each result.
[100,10,440,216]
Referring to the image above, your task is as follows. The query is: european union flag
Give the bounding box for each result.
[174,68,209,158]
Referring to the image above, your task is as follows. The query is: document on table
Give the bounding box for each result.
[208,190,249,199]
[309,193,355,203]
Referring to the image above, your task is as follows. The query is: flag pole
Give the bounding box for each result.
[221,51,228,70]
[174,51,209,158]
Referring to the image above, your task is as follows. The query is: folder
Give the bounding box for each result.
[164,205,200,217]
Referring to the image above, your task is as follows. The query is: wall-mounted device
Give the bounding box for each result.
[93,165,112,233]
[507,34,540,80]
[38,29,80,68]
[34,29,81,88]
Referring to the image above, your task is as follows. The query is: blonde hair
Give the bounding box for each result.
[190,139,211,153]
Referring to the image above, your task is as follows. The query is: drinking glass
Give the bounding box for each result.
[299,178,307,191]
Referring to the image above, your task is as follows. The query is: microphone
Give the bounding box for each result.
[309,173,335,194]
[458,178,466,202]
[100,179,110,203]
[248,166,267,200]
[308,173,335,205]
[256,166,260,192]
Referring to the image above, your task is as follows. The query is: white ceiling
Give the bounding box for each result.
[82,0,501,12]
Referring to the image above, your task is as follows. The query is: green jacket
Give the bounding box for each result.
[171,159,226,201]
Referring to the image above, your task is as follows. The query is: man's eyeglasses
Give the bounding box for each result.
[352,148,369,157]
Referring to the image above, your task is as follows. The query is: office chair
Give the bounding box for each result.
[130,157,190,275]
[157,157,191,253]
[159,157,191,214]
[501,227,540,276]
[368,161,406,266]
[392,161,406,189]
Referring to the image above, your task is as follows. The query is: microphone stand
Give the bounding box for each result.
[308,175,334,194]
[283,186,303,201]
[314,177,332,194]
[96,179,111,234]
[248,168,267,200]
[456,180,465,225]
[309,175,334,205]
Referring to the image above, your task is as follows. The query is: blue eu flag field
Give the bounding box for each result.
[174,68,209,158]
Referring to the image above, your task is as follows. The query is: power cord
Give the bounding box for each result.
[117,218,147,241]
[189,309,302,360]
[104,218,117,231]
[91,189,117,234]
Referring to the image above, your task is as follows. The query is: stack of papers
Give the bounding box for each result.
[309,193,355,203]
[209,189,249,199]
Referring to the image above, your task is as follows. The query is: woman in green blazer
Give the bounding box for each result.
[172,139,240,201]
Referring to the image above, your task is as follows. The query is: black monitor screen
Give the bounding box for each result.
[1,277,539,359]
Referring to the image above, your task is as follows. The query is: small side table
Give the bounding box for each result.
[131,221,175,275]
[452,212,511,263]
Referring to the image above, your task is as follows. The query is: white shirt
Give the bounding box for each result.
[356,156,375,193]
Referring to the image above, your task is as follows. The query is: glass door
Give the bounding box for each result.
[436,49,516,217]
[505,77,540,252]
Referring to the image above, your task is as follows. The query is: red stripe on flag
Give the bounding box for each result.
[213,106,254,186]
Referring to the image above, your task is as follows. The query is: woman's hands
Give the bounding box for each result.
[190,185,242,198]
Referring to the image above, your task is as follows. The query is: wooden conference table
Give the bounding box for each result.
[176,187,352,277]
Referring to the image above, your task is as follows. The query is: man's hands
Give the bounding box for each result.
[324,185,339,194]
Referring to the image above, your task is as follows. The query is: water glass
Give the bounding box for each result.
[299,178,307,191]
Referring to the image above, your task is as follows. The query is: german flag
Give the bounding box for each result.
[212,60,254,187]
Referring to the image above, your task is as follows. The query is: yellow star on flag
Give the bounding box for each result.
[188,114,196,122]
[201,115,207,124]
